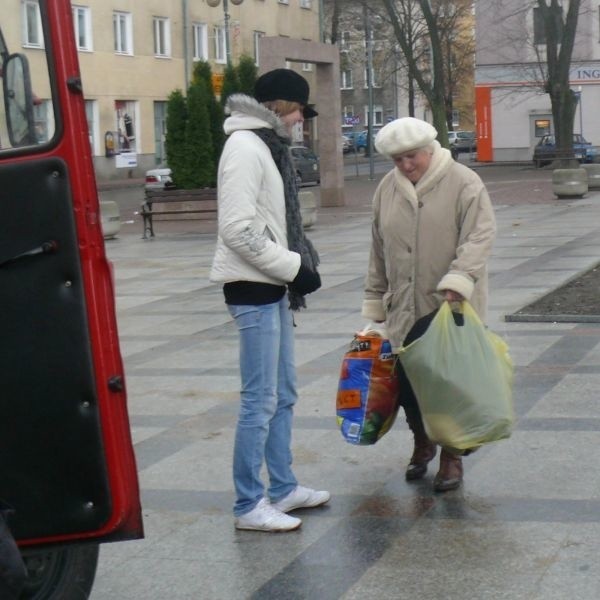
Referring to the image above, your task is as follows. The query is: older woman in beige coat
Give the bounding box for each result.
[362,117,496,492]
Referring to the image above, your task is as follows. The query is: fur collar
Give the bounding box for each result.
[392,141,454,203]
[224,93,289,139]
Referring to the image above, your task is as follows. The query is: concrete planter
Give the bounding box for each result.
[552,168,588,199]
[99,200,121,239]
[581,163,600,190]
[299,190,318,229]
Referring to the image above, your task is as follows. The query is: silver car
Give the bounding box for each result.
[145,167,173,190]
[290,146,320,186]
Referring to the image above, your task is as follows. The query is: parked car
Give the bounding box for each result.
[145,167,173,190]
[342,134,352,153]
[290,145,320,186]
[355,130,378,153]
[533,134,598,167]
[448,130,477,153]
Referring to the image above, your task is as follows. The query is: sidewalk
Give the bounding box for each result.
[92,174,600,599]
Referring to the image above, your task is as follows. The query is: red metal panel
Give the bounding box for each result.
[15,0,143,546]
[475,86,493,162]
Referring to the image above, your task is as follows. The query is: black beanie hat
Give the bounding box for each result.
[254,68,318,119]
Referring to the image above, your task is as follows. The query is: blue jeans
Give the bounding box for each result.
[228,297,298,517]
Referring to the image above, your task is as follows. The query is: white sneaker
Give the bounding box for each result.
[234,498,302,532]
[271,485,331,513]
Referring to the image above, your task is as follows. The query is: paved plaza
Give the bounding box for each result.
[91,169,600,599]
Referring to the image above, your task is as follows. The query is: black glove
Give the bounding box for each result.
[289,264,321,296]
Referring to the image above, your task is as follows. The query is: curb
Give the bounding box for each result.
[505,313,600,323]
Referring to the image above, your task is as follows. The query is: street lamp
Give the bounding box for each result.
[206,0,244,66]
[578,85,583,136]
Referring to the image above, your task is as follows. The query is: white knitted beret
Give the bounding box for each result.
[374,117,438,157]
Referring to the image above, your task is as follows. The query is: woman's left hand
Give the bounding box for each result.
[443,290,464,303]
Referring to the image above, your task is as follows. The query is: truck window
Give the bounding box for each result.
[0,16,55,152]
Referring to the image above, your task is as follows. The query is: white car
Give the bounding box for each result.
[145,167,173,190]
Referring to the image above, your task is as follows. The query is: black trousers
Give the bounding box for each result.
[396,309,464,434]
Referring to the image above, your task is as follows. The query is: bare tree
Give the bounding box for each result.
[380,0,474,146]
[373,0,427,117]
[477,0,589,163]
[538,0,581,164]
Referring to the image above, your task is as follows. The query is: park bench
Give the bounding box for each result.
[141,188,217,238]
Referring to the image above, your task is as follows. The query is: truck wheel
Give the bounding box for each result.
[20,544,99,600]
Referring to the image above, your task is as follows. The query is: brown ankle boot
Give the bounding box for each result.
[402,397,436,481]
[433,448,463,492]
[406,437,437,481]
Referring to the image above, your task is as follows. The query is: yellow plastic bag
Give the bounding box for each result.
[399,301,514,453]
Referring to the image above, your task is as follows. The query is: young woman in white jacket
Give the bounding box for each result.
[210,69,329,532]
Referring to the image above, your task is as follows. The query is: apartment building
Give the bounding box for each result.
[12,0,320,179]
[475,0,600,162]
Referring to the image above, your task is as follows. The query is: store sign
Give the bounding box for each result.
[572,68,600,81]
[115,152,138,169]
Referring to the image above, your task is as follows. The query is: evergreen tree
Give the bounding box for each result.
[220,63,240,108]
[237,55,258,96]
[185,78,214,188]
[165,89,190,189]
[192,60,225,168]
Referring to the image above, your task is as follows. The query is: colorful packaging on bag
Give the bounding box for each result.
[336,335,400,445]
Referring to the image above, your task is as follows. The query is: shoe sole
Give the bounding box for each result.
[235,522,302,532]
[433,480,462,493]
[274,496,331,513]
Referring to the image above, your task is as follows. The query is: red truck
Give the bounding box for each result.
[0,1,143,597]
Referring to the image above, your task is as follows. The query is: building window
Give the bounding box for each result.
[302,62,313,72]
[364,67,379,88]
[215,26,226,63]
[339,30,350,52]
[533,5,563,45]
[278,0,289,4]
[113,11,133,55]
[364,105,383,127]
[115,100,137,152]
[153,101,167,165]
[153,17,171,57]
[341,69,353,89]
[253,31,264,65]
[452,109,460,128]
[22,0,43,48]
[300,0,312,8]
[33,100,52,142]
[72,5,93,51]
[534,118,551,137]
[342,105,357,128]
[193,23,208,60]
[85,100,99,155]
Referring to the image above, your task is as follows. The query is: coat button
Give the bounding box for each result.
[407,246,412,253]
[418,201,424,208]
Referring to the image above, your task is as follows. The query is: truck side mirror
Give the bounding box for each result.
[3,53,37,147]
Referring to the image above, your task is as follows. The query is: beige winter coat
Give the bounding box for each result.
[361,142,496,352]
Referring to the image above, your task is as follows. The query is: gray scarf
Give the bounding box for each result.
[252,127,320,310]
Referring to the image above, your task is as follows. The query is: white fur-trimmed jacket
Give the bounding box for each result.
[209,94,301,285]
[361,141,496,352]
